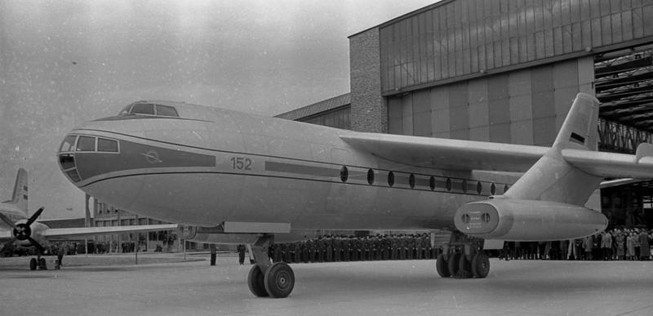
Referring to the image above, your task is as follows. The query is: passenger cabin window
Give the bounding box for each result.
[76,136,96,152]
[97,138,119,153]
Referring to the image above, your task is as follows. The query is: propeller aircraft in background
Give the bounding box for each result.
[0,168,177,270]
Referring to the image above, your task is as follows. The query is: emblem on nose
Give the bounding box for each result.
[141,150,162,164]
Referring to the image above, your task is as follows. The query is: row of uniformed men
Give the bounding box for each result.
[269,234,440,263]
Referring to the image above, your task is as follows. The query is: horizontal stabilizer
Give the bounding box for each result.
[600,178,642,189]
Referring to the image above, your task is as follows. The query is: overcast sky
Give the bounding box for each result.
[0,0,436,219]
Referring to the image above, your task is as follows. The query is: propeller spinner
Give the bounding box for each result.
[3,207,46,253]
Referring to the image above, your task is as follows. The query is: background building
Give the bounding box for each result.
[279,0,653,228]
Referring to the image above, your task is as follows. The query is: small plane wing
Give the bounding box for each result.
[40,224,179,240]
[0,230,10,241]
[340,132,547,172]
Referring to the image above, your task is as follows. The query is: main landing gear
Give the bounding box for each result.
[436,231,489,279]
[247,235,295,298]
[29,254,48,271]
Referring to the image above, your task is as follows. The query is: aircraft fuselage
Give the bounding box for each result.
[60,103,511,231]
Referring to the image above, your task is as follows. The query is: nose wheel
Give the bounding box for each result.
[264,262,295,298]
[246,235,296,298]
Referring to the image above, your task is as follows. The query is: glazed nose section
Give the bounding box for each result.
[58,133,121,185]
[58,134,82,184]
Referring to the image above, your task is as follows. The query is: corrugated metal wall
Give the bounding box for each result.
[380,0,653,94]
[387,57,594,146]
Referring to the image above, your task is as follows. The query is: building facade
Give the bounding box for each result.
[280,0,653,228]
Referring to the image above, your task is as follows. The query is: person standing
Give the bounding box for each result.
[210,244,217,266]
[616,231,626,260]
[567,239,578,260]
[601,231,612,260]
[638,229,650,260]
[237,244,246,265]
[55,244,66,269]
[626,232,636,260]
[583,235,592,260]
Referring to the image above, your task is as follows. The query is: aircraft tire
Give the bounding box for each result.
[458,255,473,279]
[471,252,490,279]
[29,258,37,271]
[247,265,269,297]
[39,258,47,270]
[436,254,451,278]
[264,262,295,298]
[448,253,460,278]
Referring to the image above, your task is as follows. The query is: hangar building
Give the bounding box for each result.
[278,0,653,228]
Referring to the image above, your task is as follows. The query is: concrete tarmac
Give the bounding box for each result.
[1,254,652,316]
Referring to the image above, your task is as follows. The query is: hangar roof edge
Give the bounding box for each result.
[348,0,453,39]
[276,93,351,121]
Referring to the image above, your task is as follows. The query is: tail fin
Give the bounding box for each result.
[552,93,599,151]
[504,93,602,206]
[8,168,29,215]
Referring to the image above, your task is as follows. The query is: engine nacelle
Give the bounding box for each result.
[454,197,607,241]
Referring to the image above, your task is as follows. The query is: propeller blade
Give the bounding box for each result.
[25,207,44,226]
[28,237,45,253]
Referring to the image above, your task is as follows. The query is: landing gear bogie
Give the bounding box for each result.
[436,231,490,279]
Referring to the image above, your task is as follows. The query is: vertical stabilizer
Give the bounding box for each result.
[10,168,29,215]
[552,93,599,151]
[504,93,602,206]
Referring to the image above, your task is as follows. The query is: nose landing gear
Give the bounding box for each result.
[246,235,295,298]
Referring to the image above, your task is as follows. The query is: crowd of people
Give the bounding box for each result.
[499,228,653,261]
[267,229,653,264]
[269,234,440,264]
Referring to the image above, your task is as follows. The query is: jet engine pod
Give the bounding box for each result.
[454,197,608,241]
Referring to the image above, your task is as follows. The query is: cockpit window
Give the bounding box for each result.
[60,135,77,152]
[97,138,119,153]
[155,104,179,117]
[131,103,155,115]
[76,136,96,152]
[118,102,179,118]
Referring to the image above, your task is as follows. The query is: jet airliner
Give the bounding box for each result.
[58,93,653,297]
[0,168,177,270]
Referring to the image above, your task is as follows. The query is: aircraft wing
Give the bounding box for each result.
[340,132,547,172]
[40,224,178,240]
[341,133,653,178]
[0,230,11,242]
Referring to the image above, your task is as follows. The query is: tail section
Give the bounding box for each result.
[8,168,29,215]
[454,93,608,241]
[504,93,602,206]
